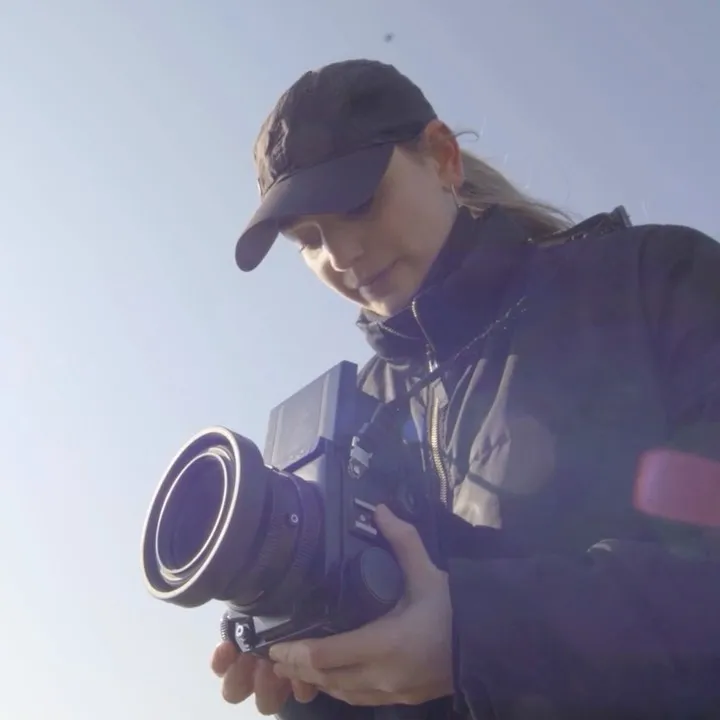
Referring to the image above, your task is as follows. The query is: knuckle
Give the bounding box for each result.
[254,681,288,715]
[222,683,249,705]
[292,682,317,704]
[376,675,397,694]
[327,689,351,705]
[396,522,418,544]
[255,696,283,716]
[220,663,254,704]
[383,627,403,657]
[304,644,324,669]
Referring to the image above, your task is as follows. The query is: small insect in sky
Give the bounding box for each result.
[384,32,395,43]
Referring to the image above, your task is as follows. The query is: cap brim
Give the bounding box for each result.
[235,143,394,271]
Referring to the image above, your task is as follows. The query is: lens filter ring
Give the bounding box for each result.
[154,447,230,585]
[141,427,268,608]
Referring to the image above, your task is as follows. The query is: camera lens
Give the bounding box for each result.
[155,451,228,575]
[141,427,323,612]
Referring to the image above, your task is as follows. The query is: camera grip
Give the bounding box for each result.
[342,545,404,625]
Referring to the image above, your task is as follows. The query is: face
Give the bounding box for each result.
[281,123,464,317]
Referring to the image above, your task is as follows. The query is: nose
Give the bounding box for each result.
[320,221,365,273]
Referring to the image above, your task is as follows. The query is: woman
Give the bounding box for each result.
[212,59,720,718]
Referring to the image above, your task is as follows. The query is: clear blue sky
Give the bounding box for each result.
[1,2,718,718]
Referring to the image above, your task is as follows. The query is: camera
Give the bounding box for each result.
[140,361,444,656]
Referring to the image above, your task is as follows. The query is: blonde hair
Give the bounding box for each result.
[456,148,575,238]
[403,133,575,239]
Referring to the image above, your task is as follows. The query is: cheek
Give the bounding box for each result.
[391,184,448,260]
[393,213,445,274]
[303,252,363,303]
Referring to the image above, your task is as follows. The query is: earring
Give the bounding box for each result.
[449,185,460,208]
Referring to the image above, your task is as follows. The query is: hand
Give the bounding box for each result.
[269,504,454,707]
[211,641,319,715]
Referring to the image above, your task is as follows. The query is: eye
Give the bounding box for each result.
[297,237,322,253]
[281,223,322,252]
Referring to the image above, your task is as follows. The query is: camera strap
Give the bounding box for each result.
[355,241,555,454]
[362,203,632,433]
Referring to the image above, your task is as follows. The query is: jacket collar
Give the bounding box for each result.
[356,206,532,364]
[356,205,630,365]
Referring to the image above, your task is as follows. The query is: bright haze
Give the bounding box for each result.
[1,2,718,718]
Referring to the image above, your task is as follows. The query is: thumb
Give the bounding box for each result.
[374,504,439,596]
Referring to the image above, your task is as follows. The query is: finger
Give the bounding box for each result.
[211,641,239,677]
[375,504,438,595]
[323,679,422,708]
[274,659,325,687]
[292,679,320,704]
[221,652,257,704]
[271,618,394,672]
[275,659,379,694]
[254,660,292,716]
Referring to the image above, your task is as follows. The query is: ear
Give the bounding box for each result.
[422,120,465,191]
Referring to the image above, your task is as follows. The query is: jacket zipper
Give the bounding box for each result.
[411,299,451,507]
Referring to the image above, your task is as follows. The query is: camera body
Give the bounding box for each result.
[223,360,440,655]
[141,361,442,657]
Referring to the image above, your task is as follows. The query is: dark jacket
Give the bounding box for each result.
[280,206,720,719]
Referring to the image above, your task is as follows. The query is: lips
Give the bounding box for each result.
[357,261,396,291]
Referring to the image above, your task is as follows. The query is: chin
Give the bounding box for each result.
[370,294,412,318]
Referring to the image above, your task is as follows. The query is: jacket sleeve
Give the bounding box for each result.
[449,225,720,719]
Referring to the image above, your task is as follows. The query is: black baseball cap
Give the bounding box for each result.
[235,60,438,271]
